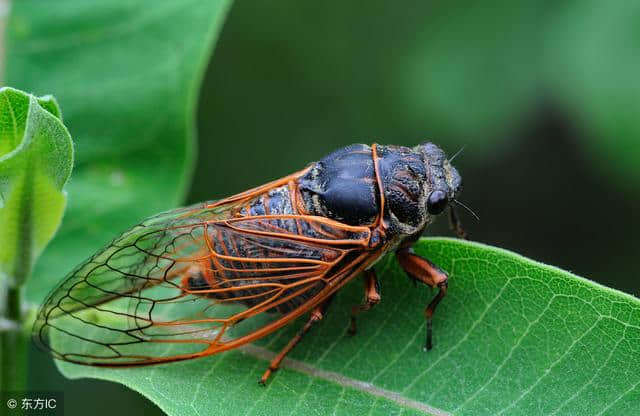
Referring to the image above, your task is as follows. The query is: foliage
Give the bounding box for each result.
[55,238,640,415]
[6,0,233,303]
[5,1,639,414]
[0,86,72,393]
[0,87,72,286]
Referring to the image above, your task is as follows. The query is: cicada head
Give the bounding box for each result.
[298,142,463,237]
[377,142,462,235]
[415,141,462,212]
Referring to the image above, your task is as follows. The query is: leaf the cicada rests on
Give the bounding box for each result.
[0,87,73,287]
[54,238,640,416]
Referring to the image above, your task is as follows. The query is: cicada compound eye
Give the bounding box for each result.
[427,190,448,215]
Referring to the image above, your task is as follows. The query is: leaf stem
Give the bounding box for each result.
[0,284,27,393]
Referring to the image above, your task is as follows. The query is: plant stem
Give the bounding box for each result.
[1,285,27,393]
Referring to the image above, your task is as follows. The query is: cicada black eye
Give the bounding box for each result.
[427,190,448,215]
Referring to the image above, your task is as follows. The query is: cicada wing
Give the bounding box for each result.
[34,201,376,366]
[33,201,237,365]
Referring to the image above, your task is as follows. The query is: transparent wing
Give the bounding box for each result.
[33,200,375,366]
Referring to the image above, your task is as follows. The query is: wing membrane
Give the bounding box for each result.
[34,200,375,366]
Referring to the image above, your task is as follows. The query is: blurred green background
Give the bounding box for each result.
[18,1,640,414]
[189,0,640,295]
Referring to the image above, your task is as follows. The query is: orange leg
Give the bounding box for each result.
[259,303,328,385]
[348,269,380,335]
[396,248,449,351]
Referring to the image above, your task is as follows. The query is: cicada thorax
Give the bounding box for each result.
[375,144,432,235]
[298,143,435,242]
[298,144,380,226]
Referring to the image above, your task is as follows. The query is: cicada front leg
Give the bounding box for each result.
[448,206,468,240]
[396,248,448,351]
[347,269,380,336]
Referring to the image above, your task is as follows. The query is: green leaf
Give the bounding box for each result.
[5,0,232,302]
[397,2,539,152]
[0,87,73,286]
[542,0,640,187]
[53,238,640,415]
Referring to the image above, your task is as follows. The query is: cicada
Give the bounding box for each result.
[34,142,469,384]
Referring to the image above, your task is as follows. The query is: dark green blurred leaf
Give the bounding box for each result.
[0,87,72,286]
[55,238,640,415]
[397,2,539,147]
[191,0,538,192]
[6,0,232,302]
[192,0,639,203]
[542,0,640,186]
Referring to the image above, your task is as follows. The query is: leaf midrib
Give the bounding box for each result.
[238,343,450,416]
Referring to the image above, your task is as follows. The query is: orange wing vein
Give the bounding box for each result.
[34,190,381,366]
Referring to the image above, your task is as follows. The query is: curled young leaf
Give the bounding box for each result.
[0,87,73,286]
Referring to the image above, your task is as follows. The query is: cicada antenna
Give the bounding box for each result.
[448,144,466,163]
[453,199,480,221]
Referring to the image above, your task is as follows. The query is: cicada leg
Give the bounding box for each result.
[396,248,448,351]
[259,298,333,385]
[347,269,380,336]
[449,206,468,240]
